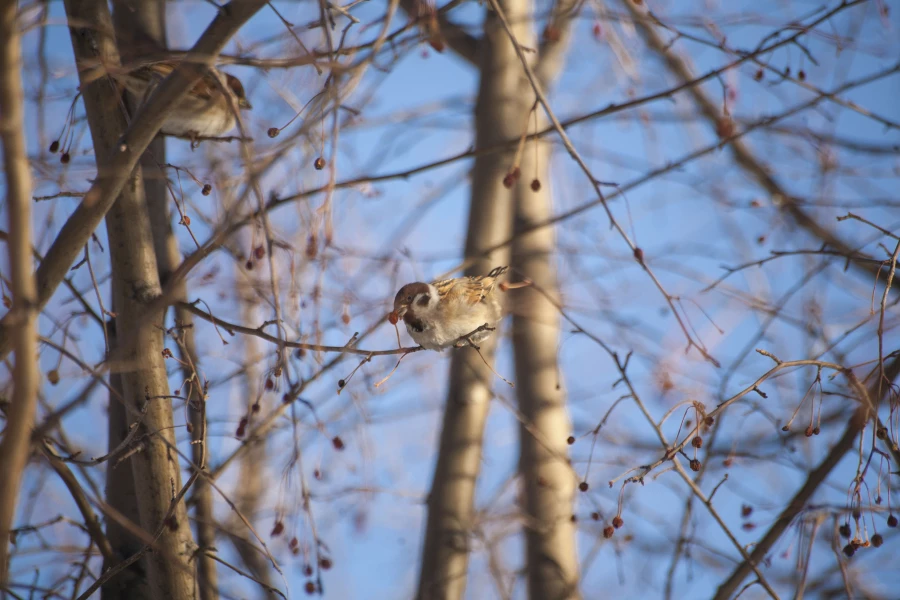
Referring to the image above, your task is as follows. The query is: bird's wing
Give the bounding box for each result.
[432,266,508,306]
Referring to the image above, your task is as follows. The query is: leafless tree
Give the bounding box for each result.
[1,0,898,599]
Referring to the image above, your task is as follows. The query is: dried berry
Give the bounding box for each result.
[798,70,806,81]
[887,514,897,528]
[871,533,883,548]
[633,247,644,263]
[305,581,316,595]
[245,259,254,270]
[689,458,701,472]
[704,416,714,426]
[612,516,624,529]
[332,436,345,451]
[201,183,212,196]
[60,152,71,164]
[530,179,541,192]
[842,543,855,558]
[388,311,399,325]
[567,435,575,445]
[319,557,332,570]
[282,393,292,404]
[49,140,60,153]
[753,69,764,81]
[267,127,280,139]
[805,425,813,437]
[542,25,560,42]
[47,370,60,385]
[271,521,284,536]
[337,379,346,389]
[254,245,265,260]
[852,508,861,521]
[741,505,753,518]
[591,512,600,521]
[303,564,313,577]
[715,117,735,139]
[578,481,589,492]
[839,523,851,538]
[603,526,614,539]
[251,403,260,413]
[314,157,326,170]
[692,436,703,448]
[502,173,515,189]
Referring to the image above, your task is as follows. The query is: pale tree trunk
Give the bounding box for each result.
[64,1,197,598]
[111,1,220,596]
[512,116,581,599]
[508,1,582,596]
[415,1,531,597]
[0,1,39,586]
[227,283,276,596]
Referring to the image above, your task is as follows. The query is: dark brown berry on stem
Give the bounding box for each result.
[314,157,326,170]
[566,435,575,445]
[531,178,541,192]
[289,537,299,549]
[871,533,883,548]
[591,512,600,521]
[332,436,345,451]
[320,557,332,570]
[689,458,701,472]
[692,436,703,448]
[251,403,260,413]
[47,370,60,385]
[704,416,714,426]
[842,543,855,558]
[839,523,851,538]
[303,564,313,576]
[502,173,515,189]
[887,514,897,527]
[852,508,861,521]
[542,25,560,42]
[305,581,316,595]
[267,127,280,138]
[805,425,813,437]
[633,247,644,263]
[603,526,614,539]
[49,140,60,153]
[265,378,274,390]
[612,516,624,529]
[798,70,806,81]
[60,152,71,164]
[271,521,284,536]
[201,183,212,196]
[282,393,292,404]
[254,245,265,260]
[245,259,254,270]
[337,379,346,389]
[781,425,790,432]
[578,481,589,492]
[741,505,753,518]
[754,69,764,81]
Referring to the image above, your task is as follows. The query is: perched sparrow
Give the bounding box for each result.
[114,62,252,138]
[389,266,508,350]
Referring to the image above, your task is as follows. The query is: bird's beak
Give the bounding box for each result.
[238,97,252,110]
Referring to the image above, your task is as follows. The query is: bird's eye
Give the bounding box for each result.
[406,295,413,303]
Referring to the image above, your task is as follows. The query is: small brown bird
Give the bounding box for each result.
[114,62,252,139]
[389,266,508,350]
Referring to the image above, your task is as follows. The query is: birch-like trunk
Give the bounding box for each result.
[0,1,39,586]
[64,1,197,597]
[416,0,533,597]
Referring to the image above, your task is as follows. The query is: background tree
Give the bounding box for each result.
[1,0,898,599]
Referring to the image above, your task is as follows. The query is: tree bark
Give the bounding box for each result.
[111,1,220,596]
[512,116,581,600]
[0,0,39,586]
[63,1,196,597]
[415,0,539,596]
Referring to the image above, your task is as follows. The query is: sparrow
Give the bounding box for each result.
[389,266,508,351]
[114,62,252,139]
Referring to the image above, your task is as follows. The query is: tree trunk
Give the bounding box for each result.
[415,0,534,596]
[64,1,197,597]
[511,113,581,599]
[0,0,39,586]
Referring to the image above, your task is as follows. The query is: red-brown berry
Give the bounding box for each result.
[251,403,261,413]
[245,259,254,270]
[591,512,600,521]
[798,70,806,81]
[741,505,753,518]
[271,521,284,536]
[254,245,265,260]
[567,435,575,445]
[754,69,763,81]
[886,514,897,528]
[303,564,313,576]
[319,557,332,570]
[265,378,274,390]
[314,157,326,170]
[47,370,60,385]
[578,481,589,492]
[332,436,345,450]
[49,140,60,153]
[805,425,813,437]
[633,247,644,263]
[530,179,541,192]
[842,543,855,558]
[305,581,316,594]
[60,152,71,164]
[692,436,703,448]
[871,533,883,548]
[612,516,624,529]
[839,523,851,538]
[603,526,614,539]
[201,183,212,196]
[267,127,280,138]
[689,459,701,472]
